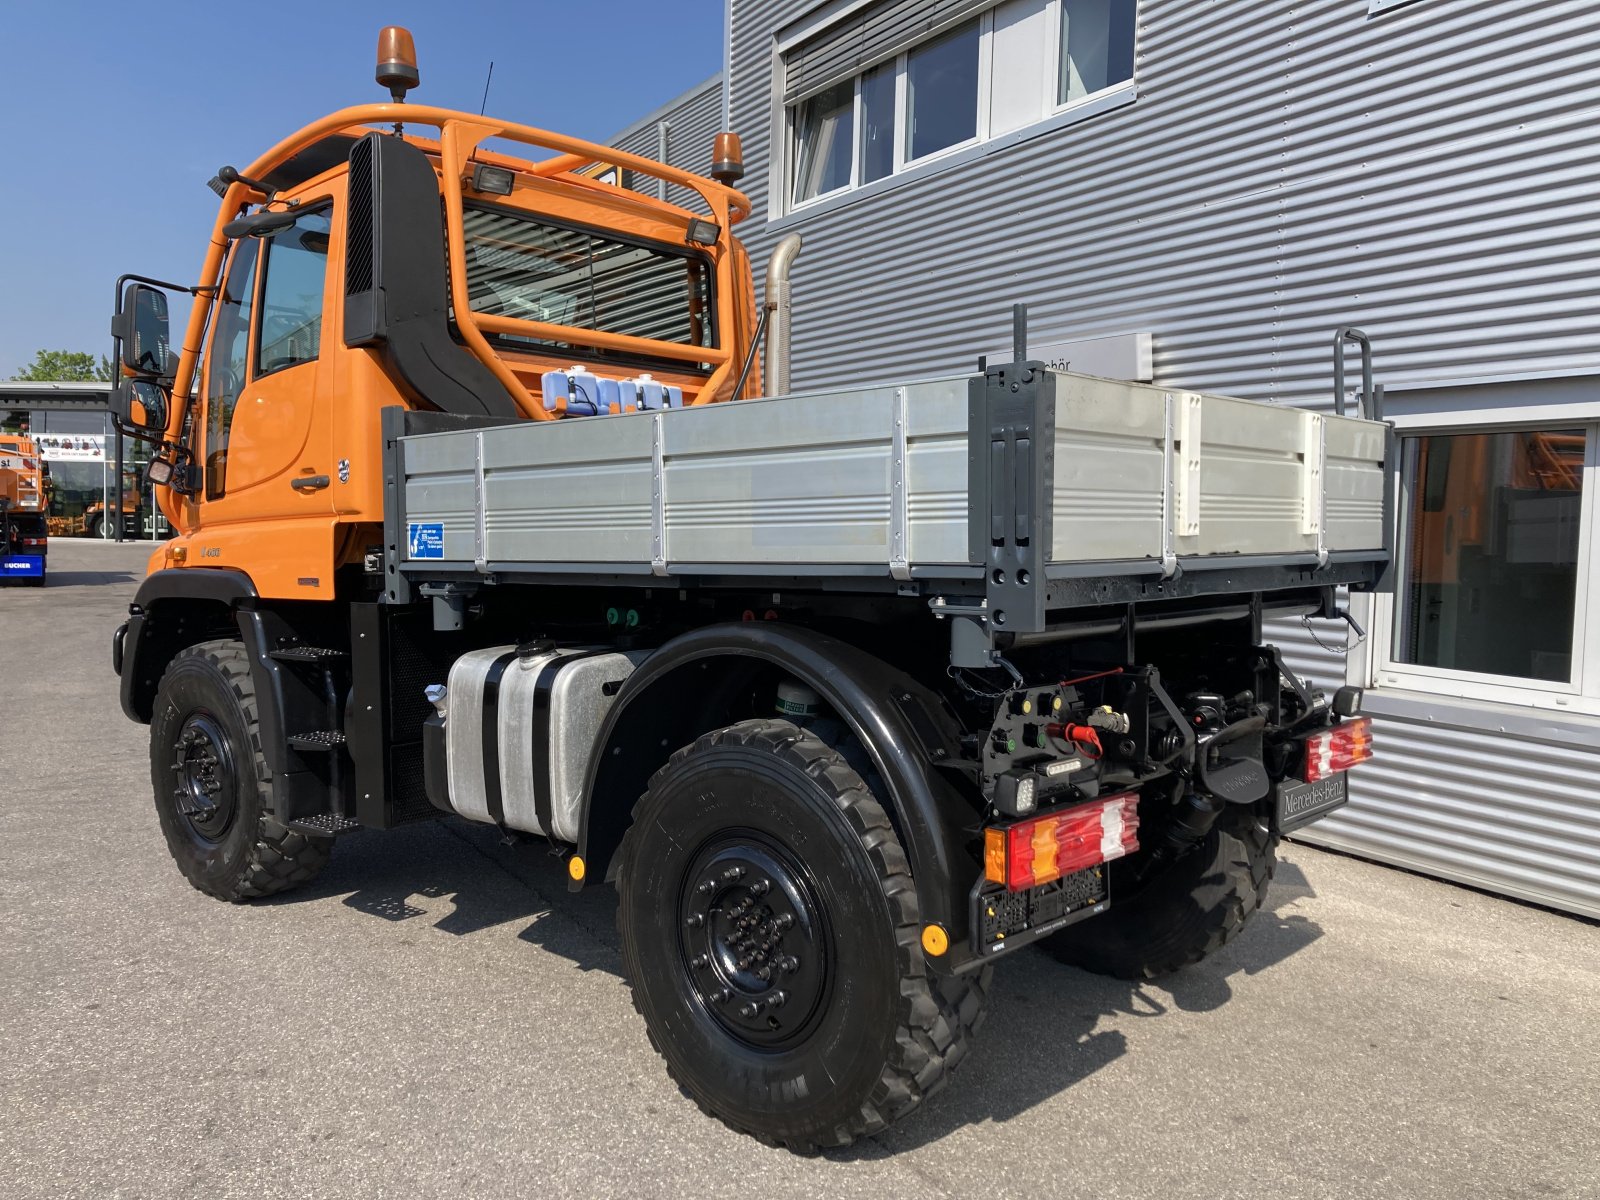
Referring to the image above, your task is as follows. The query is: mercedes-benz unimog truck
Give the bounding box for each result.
[110,27,1388,1151]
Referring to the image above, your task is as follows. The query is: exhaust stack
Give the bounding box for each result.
[763,234,803,397]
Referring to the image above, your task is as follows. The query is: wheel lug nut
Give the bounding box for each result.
[755,966,771,981]
[722,867,744,882]
[739,1003,760,1019]
[767,991,787,1009]
[697,880,715,895]
[736,957,751,970]
[691,954,709,969]
[685,914,705,928]
[781,956,799,973]
[751,879,771,896]
[714,988,732,1004]
[776,914,795,930]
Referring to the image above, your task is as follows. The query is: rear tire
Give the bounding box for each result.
[616,719,989,1152]
[1041,808,1275,980]
[149,638,332,901]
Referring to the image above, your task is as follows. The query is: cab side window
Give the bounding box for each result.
[204,238,260,501]
[255,210,332,376]
[204,208,331,500]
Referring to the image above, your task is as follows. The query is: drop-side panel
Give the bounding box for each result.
[662,387,895,564]
[1178,394,1317,558]
[1324,415,1388,552]
[904,377,970,566]
[482,416,655,564]
[397,368,1389,575]
[401,433,478,563]
[1052,376,1168,563]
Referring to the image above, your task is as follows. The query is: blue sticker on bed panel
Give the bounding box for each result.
[407,522,445,559]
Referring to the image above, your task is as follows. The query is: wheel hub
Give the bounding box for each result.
[678,837,830,1048]
[170,712,238,843]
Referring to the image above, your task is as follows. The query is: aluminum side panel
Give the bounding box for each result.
[481,417,655,565]
[402,434,478,563]
[1052,376,1167,563]
[1323,414,1388,553]
[662,388,895,563]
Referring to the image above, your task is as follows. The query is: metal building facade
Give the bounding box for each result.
[612,0,1600,918]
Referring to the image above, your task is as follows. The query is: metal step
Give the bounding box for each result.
[286,813,363,836]
[287,730,348,750]
[270,645,348,663]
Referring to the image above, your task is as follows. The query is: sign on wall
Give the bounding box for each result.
[35,434,106,462]
[984,332,1153,382]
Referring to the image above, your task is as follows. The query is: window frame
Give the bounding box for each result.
[459,200,719,374]
[251,204,334,383]
[1366,416,1599,713]
[781,0,1138,217]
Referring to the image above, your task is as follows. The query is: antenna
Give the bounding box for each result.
[479,61,495,116]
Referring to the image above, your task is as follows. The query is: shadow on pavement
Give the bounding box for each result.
[272,815,1323,1151]
[35,570,139,587]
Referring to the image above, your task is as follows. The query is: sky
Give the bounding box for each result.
[0,0,725,379]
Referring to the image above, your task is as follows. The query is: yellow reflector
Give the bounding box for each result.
[921,924,949,956]
[984,828,1006,884]
[567,855,586,882]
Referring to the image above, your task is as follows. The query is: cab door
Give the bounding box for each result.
[196,205,338,595]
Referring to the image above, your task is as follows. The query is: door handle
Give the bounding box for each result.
[290,475,331,492]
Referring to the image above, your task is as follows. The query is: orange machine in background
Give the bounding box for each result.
[0,434,48,584]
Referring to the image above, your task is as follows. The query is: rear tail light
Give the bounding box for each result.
[21,537,45,547]
[1302,716,1373,782]
[984,792,1140,892]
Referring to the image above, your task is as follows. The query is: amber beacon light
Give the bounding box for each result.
[710,132,745,185]
[376,26,420,101]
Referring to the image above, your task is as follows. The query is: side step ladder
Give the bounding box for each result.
[270,644,363,836]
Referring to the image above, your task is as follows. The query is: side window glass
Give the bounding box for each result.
[204,238,260,501]
[255,210,332,376]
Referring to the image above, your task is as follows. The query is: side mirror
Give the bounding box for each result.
[110,378,169,439]
[113,284,173,376]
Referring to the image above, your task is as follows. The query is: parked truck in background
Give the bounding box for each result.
[0,434,49,585]
[109,28,1389,1151]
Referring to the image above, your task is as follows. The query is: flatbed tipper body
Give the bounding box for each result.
[394,369,1389,601]
[109,31,1393,1152]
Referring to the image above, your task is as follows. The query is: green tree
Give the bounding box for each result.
[11,349,114,382]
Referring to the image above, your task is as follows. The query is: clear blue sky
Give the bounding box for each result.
[0,0,724,379]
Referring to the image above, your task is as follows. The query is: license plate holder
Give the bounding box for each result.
[1275,772,1349,834]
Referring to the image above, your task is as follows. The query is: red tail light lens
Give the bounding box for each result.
[984,793,1140,892]
[1302,716,1373,782]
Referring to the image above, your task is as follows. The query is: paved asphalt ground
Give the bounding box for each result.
[2,540,1597,1199]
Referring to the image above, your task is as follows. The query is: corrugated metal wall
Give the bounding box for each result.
[729,0,1600,403]
[606,0,1600,917]
[609,75,725,212]
[719,0,1600,918]
[1310,720,1600,919]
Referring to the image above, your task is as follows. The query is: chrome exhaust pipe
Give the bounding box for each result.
[763,234,803,396]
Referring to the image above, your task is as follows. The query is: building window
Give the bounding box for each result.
[793,79,855,203]
[905,19,982,162]
[1060,0,1136,104]
[1381,423,1596,704]
[784,0,1138,211]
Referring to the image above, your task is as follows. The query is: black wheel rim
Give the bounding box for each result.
[677,832,832,1050]
[169,710,239,845]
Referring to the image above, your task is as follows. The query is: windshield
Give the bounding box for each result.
[461,205,713,372]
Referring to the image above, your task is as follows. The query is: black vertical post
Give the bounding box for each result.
[968,325,1053,646]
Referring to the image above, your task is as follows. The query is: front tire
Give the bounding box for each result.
[149,639,331,902]
[616,719,989,1152]
[1041,808,1276,980]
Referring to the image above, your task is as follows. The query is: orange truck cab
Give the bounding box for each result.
[0,434,49,584]
[107,28,1389,1153]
